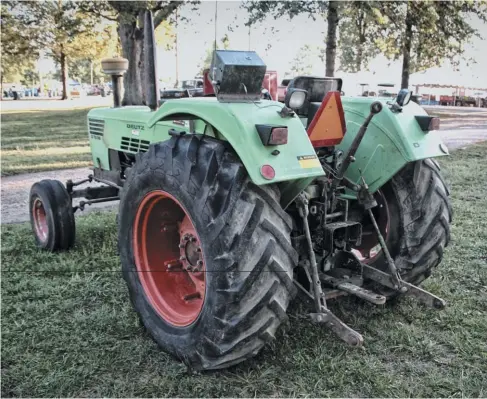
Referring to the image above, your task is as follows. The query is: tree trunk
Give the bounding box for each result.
[325,1,339,76]
[356,9,365,72]
[118,20,145,105]
[90,60,94,86]
[401,5,413,89]
[356,45,363,72]
[60,51,69,100]
[174,9,179,87]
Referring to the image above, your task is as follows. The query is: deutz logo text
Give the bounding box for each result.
[127,124,145,130]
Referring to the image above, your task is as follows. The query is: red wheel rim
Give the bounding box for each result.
[133,190,206,327]
[32,198,48,242]
[352,190,390,263]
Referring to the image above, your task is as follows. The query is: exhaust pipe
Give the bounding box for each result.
[101,58,128,108]
[143,10,159,111]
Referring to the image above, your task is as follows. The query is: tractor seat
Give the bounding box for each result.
[307,102,322,128]
[287,76,343,126]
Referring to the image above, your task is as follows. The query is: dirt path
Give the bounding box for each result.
[1,168,117,225]
[2,125,486,225]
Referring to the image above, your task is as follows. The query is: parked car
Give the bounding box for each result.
[161,79,204,99]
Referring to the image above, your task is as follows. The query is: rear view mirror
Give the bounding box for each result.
[396,89,412,106]
[285,88,308,110]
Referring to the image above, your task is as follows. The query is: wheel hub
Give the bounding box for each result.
[133,190,206,327]
[32,198,48,242]
[179,231,204,272]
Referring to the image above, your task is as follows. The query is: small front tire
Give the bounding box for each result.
[29,179,75,251]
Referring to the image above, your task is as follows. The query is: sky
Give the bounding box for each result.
[159,0,487,94]
[38,0,487,95]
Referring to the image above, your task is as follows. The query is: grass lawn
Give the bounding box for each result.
[1,109,92,176]
[1,143,487,397]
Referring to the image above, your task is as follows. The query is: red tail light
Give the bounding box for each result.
[429,117,440,131]
[415,115,440,132]
[269,127,288,145]
[256,125,288,146]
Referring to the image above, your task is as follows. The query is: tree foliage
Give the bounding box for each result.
[244,1,342,75]
[4,1,110,98]
[0,1,39,86]
[288,45,321,76]
[337,2,384,73]
[244,0,486,88]
[377,1,487,88]
[80,1,195,105]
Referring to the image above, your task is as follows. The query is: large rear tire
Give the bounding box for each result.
[359,158,452,289]
[118,136,297,370]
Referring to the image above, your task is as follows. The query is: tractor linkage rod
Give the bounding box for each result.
[66,175,94,193]
[359,175,405,291]
[331,101,383,190]
[74,196,120,212]
[296,193,364,347]
[67,174,120,213]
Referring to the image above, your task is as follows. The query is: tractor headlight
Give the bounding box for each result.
[396,89,412,106]
[285,88,308,110]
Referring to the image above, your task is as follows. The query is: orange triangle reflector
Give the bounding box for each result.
[307,91,346,147]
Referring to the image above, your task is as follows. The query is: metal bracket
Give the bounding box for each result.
[321,274,386,305]
[310,309,364,346]
[296,193,365,347]
[362,264,446,309]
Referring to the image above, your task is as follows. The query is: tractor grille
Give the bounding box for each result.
[121,137,150,153]
[88,118,105,137]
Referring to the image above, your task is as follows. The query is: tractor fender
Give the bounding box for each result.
[148,98,325,187]
[339,97,448,196]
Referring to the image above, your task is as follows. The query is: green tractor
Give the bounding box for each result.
[29,11,451,370]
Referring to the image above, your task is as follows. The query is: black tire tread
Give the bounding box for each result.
[391,158,452,285]
[29,179,75,251]
[119,135,297,370]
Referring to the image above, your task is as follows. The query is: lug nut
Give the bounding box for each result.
[191,237,197,243]
[178,243,185,249]
[197,260,203,267]
[196,247,202,253]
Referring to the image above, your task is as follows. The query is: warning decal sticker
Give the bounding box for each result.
[297,155,321,169]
